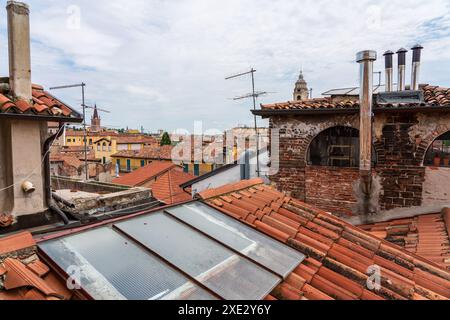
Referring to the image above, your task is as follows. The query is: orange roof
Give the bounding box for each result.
[112,145,174,161]
[198,179,450,300]
[112,161,177,186]
[151,168,194,205]
[0,232,74,300]
[0,84,82,121]
[360,208,450,271]
[115,135,158,145]
[260,85,450,112]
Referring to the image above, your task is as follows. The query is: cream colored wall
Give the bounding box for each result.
[0,119,47,218]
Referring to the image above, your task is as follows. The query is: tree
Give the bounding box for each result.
[160,132,172,146]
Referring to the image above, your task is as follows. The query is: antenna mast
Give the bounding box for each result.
[226,68,267,177]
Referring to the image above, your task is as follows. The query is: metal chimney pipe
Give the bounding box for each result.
[356,50,377,175]
[356,50,376,215]
[7,1,32,101]
[383,50,394,92]
[411,44,424,91]
[396,48,408,91]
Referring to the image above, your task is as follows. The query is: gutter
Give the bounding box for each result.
[0,112,83,123]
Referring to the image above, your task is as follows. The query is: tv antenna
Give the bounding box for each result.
[50,83,89,181]
[225,68,270,177]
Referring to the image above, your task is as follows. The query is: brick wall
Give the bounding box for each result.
[305,166,360,216]
[268,111,450,215]
[377,165,425,211]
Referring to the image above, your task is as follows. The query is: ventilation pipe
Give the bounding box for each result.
[383,50,394,92]
[396,48,407,91]
[411,44,424,91]
[356,50,377,215]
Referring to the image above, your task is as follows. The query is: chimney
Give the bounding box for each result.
[383,50,394,92]
[411,44,424,91]
[396,48,407,91]
[7,1,32,101]
[356,50,376,215]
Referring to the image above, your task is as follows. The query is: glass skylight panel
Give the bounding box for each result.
[115,212,281,300]
[39,227,216,300]
[165,202,305,279]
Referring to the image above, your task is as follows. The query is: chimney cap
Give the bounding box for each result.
[412,44,424,50]
[383,50,394,56]
[396,48,408,54]
[356,50,377,63]
[6,1,29,11]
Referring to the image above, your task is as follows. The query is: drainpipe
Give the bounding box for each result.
[43,124,70,225]
[356,50,377,215]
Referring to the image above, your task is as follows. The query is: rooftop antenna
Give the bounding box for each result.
[50,83,89,181]
[226,68,270,177]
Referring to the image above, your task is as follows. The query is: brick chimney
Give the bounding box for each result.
[7,1,32,101]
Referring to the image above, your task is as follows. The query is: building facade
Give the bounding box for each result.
[256,56,450,219]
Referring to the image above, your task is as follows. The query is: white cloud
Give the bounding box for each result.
[1,0,449,131]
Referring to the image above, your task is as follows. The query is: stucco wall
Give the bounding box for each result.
[0,119,47,218]
[422,167,450,207]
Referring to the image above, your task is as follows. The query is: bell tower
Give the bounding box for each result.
[91,104,101,132]
[293,70,309,101]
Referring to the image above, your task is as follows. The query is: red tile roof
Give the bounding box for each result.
[115,135,158,145]
[112,161,177,186]
[198,179,450,300]
[112,145,174,161]
[260,85,450,112]
[151,168,194,205]
[0,84,82,121]
[0,232,73,300]
[360,209,450,271]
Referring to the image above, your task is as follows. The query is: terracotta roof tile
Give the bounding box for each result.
[360,209,450,271]
[0,232,35,256]
[0,85,82,121]
[112,161,176,186]
[260,85,450,112]
[151,167,195,205]
[112,145,174,161]
[198,180,450,300]
[0,232,74,301]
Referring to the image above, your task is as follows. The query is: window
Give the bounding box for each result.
[97,144,100,151]
[183,164,189,173]
[141,160,145,167]
[103,157,106,164]
[308,127,360,168]
[102,142,107,151]
[194,164,200,176]
[424,131,450,167]
[108,145,112,152]
[116,159,121,167]
[89,139,93,145]
[126,159,131,172]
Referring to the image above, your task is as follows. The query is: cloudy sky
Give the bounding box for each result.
[0,0,449,133]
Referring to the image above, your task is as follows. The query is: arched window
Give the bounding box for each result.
[424,131,450,167]
[97,144,100,151]
[102,142,107,151]
[308,126,360,168]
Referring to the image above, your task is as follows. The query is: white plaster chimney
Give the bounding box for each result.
[7,1,32,101]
